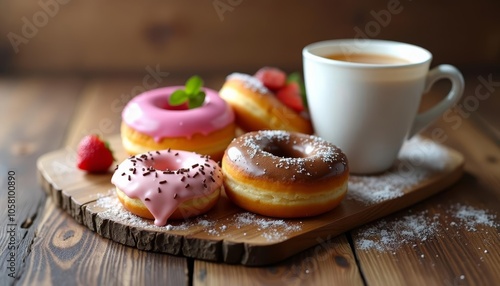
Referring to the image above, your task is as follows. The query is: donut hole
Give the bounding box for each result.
[151,96,189,110]
[162,101,189,110]
[150,159,182,171]
[263,141,306,158]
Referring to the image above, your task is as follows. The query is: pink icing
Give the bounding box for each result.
[122,86,235,141]
[111,150,223,226]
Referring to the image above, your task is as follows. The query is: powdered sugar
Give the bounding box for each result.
[356,210,440,251]
[347,136,451,205]
[232,212,303,241]
[348,175,407,204]
[226,73,270,94]
[95,192,302,242]
[234,130,347,181]
[355,204,499,252]
[241,130,345,164]
[97,193,191,231]
[449,203,498,231]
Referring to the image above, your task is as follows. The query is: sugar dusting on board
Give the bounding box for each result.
[96,191,302,241]
[355,204,499,252]
[96,192,191,231]
[233,212,302,241]
[347,136,450,205]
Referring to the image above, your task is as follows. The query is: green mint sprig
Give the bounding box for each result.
[169,75,206,109]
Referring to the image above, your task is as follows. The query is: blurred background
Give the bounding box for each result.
[0,0,499,76]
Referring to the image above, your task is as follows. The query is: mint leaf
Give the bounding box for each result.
[169,90,188,106]
[185,75,203,95]
[188,91,205,109]
[169,75,206,109]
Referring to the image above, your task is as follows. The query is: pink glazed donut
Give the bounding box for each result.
[111,149,223,226]
[121,86,236,161]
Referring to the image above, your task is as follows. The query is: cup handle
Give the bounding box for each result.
[409,64,464,138]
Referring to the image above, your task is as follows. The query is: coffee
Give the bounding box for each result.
[326,53,410,64]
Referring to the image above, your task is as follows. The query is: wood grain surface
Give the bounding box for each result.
[2,73,500,285]
[194,234,364,286]
[0,77,83,283]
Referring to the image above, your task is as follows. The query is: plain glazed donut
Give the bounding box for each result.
[121,86,236,161]
[221,130,348,218]
[219,73,313,134]
[111,150,223,226]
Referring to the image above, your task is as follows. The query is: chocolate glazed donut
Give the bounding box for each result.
[221,130,349,218]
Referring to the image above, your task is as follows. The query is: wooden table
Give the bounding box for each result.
[1,72,499,285]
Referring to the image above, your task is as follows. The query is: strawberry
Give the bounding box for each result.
[76,135,115,173]
[254,67,286,91]
[276,82,305,112]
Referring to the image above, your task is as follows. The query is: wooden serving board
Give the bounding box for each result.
[37,135,464,266]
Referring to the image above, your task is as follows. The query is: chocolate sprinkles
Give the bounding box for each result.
[114,150,223,212]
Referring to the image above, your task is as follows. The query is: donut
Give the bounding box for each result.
[221,130,348,218]
[111,150,223,226]
[121,86,236,161]
[219,73,313,134]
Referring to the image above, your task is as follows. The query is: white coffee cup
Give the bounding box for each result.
[303,39,464,174]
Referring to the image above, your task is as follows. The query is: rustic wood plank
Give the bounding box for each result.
[19,77,190,285]
[352,74,500,286]
[0,77,83,284]
[194,235,364,286]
